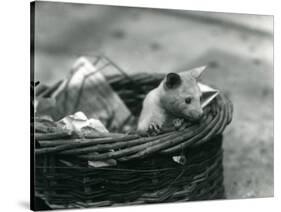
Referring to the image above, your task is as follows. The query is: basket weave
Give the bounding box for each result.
[34,73,233,209]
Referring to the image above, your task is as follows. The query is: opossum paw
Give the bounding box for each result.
[173,118,191,131]
[173,118,184,129]
[148,122,162,135]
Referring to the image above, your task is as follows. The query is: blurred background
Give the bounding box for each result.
[34,1,273,199]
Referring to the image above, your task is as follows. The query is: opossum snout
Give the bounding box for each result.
[184,109,203,121]
[191,112,203,120]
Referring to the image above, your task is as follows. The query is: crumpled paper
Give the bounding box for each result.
[35,57,132,132]
[56,111,116,167]
[198,82,219,108]
[88,158,117,168]
[57,111,108,133]
[172,155,187,165]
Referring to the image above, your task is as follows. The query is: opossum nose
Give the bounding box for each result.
[193,113,202,119]
[190,111,203,120]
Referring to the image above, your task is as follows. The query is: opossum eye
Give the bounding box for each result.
[185,97,192,104]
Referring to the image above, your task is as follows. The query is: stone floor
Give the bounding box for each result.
[34,2,274,199]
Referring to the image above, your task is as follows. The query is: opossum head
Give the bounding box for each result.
[160,66,207,121]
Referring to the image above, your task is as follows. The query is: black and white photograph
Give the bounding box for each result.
[31,1,273,211]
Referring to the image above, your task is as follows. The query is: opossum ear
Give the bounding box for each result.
[165,72,182,89]
[190,66,207,80]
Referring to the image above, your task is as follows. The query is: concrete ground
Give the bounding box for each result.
[34,2,274,199]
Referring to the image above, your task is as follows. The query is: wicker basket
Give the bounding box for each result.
[33,73,233,210]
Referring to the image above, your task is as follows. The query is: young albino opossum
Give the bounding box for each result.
[137,66,207,135]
